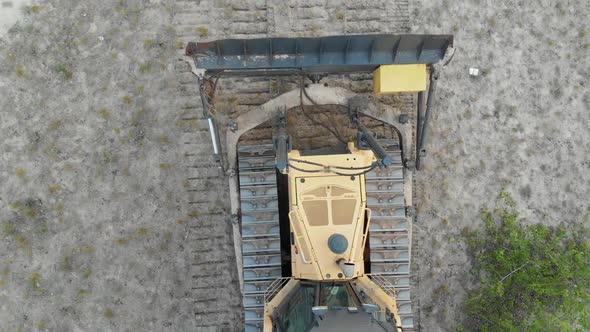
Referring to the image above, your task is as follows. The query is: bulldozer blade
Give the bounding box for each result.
[186,34,453,75]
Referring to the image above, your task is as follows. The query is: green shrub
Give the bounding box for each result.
[196,26,208,38]
[462,193,589,331]
[54,64,73,80]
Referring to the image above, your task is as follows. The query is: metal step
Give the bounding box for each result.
[385,275,411,288]
[370,219,410,232]
[369,206,406,219]
[239,170,277,186]
[243,267,282,281]
[369,232,410,248]
[370,262,410,275]
[242,235,281,255]
[241,223,280,237]
[366,170,404,180]
[240,197,279,212]
[243,254,282,269]
[244,280,275,295]
[244,307,265,332]
[367,139,414,330]
[370,248,410,263]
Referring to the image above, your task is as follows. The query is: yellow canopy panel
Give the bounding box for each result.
[373,64,427,94]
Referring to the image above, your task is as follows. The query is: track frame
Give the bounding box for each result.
[229,85,415,331]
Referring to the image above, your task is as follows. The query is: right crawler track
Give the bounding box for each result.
[367,138,414,331]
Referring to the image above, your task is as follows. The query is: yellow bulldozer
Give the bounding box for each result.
[185,34,454,331]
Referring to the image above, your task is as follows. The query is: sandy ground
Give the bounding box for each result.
[0,0,588,331]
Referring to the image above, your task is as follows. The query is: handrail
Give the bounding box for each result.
[349,207,372,261]
[359,274,403,332]
[367,273,397,299]
[288,210,313,264]
[361,208,372,253]
[264,277,291,304]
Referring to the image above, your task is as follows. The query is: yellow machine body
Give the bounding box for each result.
[287,143,374,281]
[262,143,403,331]
[373,64,427,95]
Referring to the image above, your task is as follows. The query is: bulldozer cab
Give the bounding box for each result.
[270,281,398,332]
[265,276,403,332]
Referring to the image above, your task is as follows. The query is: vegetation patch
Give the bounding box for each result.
[138,61,151,74]
[122,95,133,106]
[158,135,171,144]
[143,39,153,49]
[98,108,111,120]
[3,203,36,252]
[103,307,114,319]
[61,254,73,272]
[114,227,152,246]
[48,184,61,194]
[160,231,173,250]
[82,268,92,279]
[461,191,589,331]
[28,272,46,296]
[21,4,43,15]
[101,150,118,164]
[159,163,172,170]
[79,244,96,254]
[15,167,25,177]
[15,235,32,257]
[15,65,25,78]
[196,26,208,38]
[54,64,74,80]
[60,243,96,275]
[47,119,63,131]
[10,198,43,220]
[76,288,90,299]
[1,222,17,236]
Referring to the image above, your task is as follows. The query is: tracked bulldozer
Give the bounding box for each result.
[185,34,454,331]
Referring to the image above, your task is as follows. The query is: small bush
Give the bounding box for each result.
[462,192,589,331]
[138,61,151,74]
[103,307,114,319]
[82,268,92,279]
[15,167,25,177]
[22,5,43,15]
[196,26,208,38]
[15,65,25,78]
[121,95,133,106]
[98,108,111,119]
[16,234,32,256]
[158,135,171,144]
[28,272,46,295]
[1,222,16,236]
[55,64,73,80]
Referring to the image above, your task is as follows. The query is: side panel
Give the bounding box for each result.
[373,64,427,94]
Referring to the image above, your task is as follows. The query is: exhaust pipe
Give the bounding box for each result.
[337,259,355,278]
